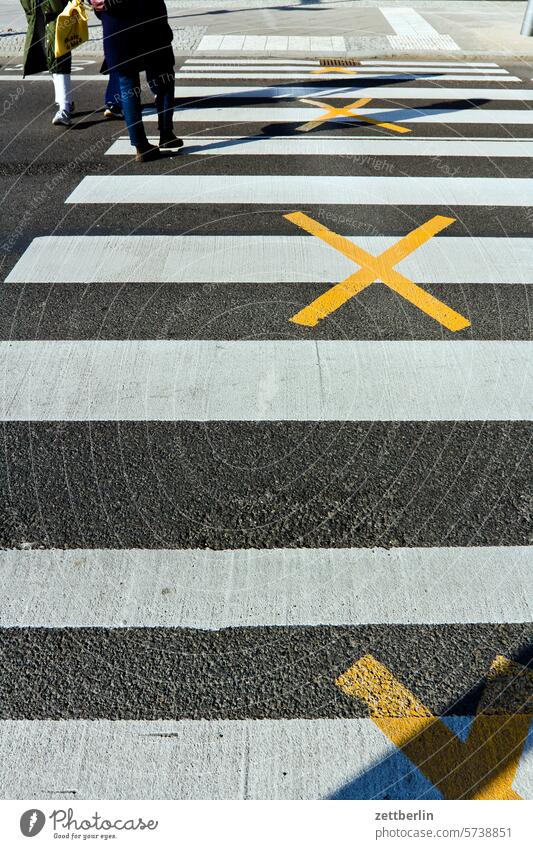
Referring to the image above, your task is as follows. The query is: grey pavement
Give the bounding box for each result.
[2,1,533,59]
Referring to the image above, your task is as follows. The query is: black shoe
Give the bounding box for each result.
[135,144,165,163]
[159,133,184,150]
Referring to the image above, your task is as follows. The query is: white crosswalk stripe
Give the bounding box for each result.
[2,719,532,801]
[144,106,533,124]
[5,72,520,82]
[105,136,533,158]
[2,547,531,628]
[66,175,533,206]
[359,61,501,67]
[1,340,530,422]
[177,58,519,84]
[7,234,533,283]
[177,58,517,82]
[186,58,319,65]
[176,72,520,81]
[185,59,499,68]
[2,56,533,802]
[172,86,533,101]
[179,66,512,76]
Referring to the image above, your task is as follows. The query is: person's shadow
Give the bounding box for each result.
[328,716,533,799]
[329,745,442,800]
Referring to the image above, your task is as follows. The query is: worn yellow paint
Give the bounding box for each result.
[336,654,533,800]
[285,211,471,331]
[296,97,410,134]
[478,655,533,716]
[311,67,358,76]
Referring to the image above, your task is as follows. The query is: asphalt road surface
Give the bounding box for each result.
[0,55,532,801]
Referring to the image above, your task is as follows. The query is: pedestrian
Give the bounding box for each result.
[91,0,182,161]
[19,0,74,126]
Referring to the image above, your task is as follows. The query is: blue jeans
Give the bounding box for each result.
[105,71,121,109]
[118,67,175,149]
[106,70,156,109]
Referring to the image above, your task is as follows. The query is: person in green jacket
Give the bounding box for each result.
[19,0,74,126]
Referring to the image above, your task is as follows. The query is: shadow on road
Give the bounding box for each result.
[328,647,533,801]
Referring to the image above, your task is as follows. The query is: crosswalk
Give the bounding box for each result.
[1,340,529,420]
[2,548,531,628]
[1,57,532,800]
[65,175,533,204]
[104,138,533,158]
[9,234,533,282]
[139,109,533,125]
[177,60,521,82]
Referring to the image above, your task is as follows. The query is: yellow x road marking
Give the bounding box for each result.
[296,97,410,134]
[285,212,471,332]
[336,654,533,800]
[311,67,359,75]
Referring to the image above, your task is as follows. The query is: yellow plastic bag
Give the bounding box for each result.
[54,0,89,58]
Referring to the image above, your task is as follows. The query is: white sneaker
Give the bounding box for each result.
[52,108,72,127]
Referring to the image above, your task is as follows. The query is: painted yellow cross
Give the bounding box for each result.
[311,67,359,75]
[336,654,533,800]
[296,97,410,134]
[285,211,471,332]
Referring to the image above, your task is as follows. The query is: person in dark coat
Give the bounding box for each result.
[19,0,74,126]
[91,0,182,161]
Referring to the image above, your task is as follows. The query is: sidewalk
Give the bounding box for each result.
[1,1,532,60]
[0,0,205,58]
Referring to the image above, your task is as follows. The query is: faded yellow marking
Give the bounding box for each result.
[336,654,533,800]
[285,212,470,331]
[296,97,410,135]
[478,656,533,715]
[311,67,358,76]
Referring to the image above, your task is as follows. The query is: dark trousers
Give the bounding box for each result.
[118,66,175,148]
[106,70,158,109]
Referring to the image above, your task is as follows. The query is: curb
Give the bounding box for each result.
[180,50,533,61]
[3,50,533,61]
